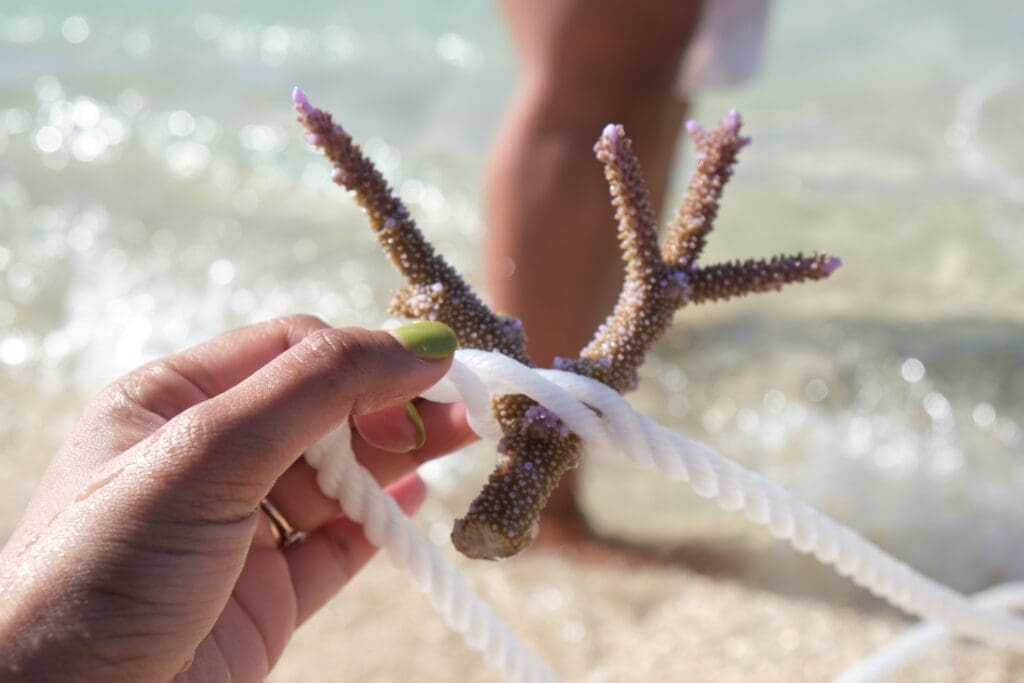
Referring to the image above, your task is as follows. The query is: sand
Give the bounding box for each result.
[270,532,1024,682]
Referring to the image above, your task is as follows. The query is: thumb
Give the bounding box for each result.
[144,322,458,513]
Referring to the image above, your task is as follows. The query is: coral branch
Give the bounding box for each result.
[292,88,529,362]
[452,404,581,559]
[569,117,838,396]
[661,109,750,269]
[689,253,842,305]
[296,89,578,560]
[566,124,687,393]
[594,124,663,280]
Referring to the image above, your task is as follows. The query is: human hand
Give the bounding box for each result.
[0,316,475,681]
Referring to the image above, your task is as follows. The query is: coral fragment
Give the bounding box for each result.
[294,88,839,560]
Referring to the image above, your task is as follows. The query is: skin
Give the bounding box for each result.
[0,315,476,681]
[484,0,704,523]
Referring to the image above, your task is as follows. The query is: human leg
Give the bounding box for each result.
[485,0,704,527]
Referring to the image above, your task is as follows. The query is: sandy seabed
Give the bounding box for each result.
[270,499,1024,683]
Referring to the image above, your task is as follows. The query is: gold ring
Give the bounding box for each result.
[259,498,304,549]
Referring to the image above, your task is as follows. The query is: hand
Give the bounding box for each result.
[0,316,475,681]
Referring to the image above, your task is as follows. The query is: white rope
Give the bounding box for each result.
[833,582,1024,683]
[305,420,560,683]
[305,349,1024,681]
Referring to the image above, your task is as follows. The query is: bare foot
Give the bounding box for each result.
[529,492,737,574]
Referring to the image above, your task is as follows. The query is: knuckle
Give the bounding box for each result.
[163,408,217,452]
[95,361,167,414]
[156,407,268,502]
[101,364,152,406]
[301,326,382,381]
[283,312,329,329]
[94,378,139,417]
[303,326,352,354]
[86,382,153,437]
[272,313,327,344]
[109,359,198,419]
[170,403,272,459]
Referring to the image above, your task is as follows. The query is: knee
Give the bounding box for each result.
[526,0,704,103]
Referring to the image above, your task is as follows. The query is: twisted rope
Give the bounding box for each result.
[306,349,1024,682]
[833,582,1024,682]
[304,419,560,683]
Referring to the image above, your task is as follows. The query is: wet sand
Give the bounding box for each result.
[270,516,1024,682]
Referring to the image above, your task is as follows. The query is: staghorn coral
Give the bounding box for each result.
[292,88,529,362]
[294,88,840,560]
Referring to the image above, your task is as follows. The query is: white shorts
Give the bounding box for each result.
[679,0,772,95]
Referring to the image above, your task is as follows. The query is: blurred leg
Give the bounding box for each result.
[485,0,703,528]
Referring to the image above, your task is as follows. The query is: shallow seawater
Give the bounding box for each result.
[1,1,1023,680]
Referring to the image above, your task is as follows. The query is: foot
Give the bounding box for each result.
[529,500,737,574]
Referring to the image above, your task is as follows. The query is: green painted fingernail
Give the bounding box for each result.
[405,401,427,449]
[391,321,458,360]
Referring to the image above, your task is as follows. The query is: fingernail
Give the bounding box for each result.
[405,401,427,449]
[391,321,458,360]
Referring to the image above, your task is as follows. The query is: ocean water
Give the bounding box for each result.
[1,0,1023,646]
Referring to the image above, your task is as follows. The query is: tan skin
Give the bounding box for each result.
[0,316,475,681]
[485,0,705,527]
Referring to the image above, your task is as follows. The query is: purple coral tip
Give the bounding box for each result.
[601,123,622,146]
[292,86,314,116]
[685,119,706,144]
[822,255,843,275]
[723,108,742,131]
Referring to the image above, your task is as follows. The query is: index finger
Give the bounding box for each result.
[104,314,332,423]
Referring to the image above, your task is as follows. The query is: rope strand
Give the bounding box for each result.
[834,583,1024,683]
[305,420,560,683]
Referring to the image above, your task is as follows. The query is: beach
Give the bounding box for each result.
[2,1,1023,679]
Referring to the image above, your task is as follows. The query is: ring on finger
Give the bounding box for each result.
[259,498,305,550]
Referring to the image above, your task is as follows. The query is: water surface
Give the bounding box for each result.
[1,2,1023,677]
